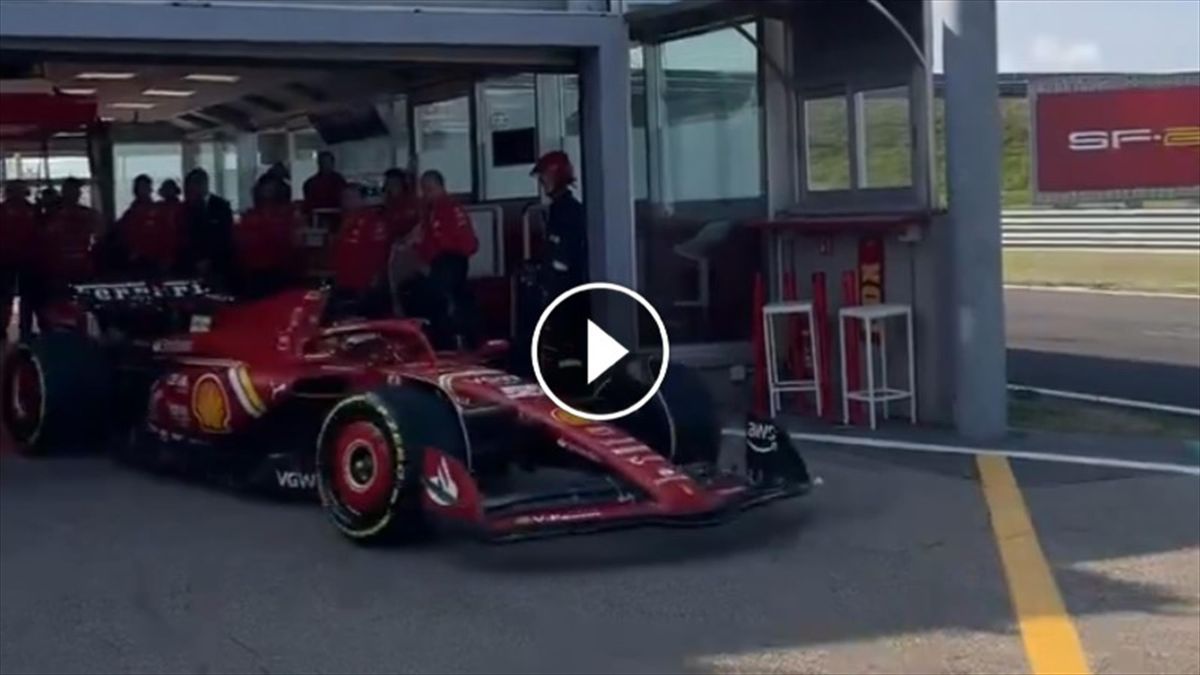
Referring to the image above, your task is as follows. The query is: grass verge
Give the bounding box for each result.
[1009,392,1200,441]
[1004,250,1200,295]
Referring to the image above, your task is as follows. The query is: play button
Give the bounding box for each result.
[585,320,628,384]
[530,282,670,421]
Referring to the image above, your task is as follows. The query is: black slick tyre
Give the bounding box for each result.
[1,333,113,455]
[611,361,721,466]
[315,386,465,543]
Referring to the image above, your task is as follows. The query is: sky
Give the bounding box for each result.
[643,0,1200,75]
[935,0,1200,73]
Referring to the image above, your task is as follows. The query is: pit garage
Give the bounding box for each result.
[2,3,1198,674]
[1,0,1009,437]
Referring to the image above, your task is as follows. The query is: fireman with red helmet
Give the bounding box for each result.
[511,151,588,375]
[531,150,587,291]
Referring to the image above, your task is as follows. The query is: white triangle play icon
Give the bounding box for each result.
[586,320,630,385]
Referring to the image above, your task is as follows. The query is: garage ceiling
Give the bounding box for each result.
[0,55,534,137]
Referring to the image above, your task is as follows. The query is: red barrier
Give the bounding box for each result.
[841,270,864,425]
[751,273,768,417]
[812,272,834,422]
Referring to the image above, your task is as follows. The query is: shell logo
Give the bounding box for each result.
[552,408,592,427]
[192,373,231,433]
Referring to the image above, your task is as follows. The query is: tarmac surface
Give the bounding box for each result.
[1006,288,1200,408]
[1,436,1196,674]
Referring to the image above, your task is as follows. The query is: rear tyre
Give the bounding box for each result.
[315,386,465,543]
[610,361,721,466]
[1,333,113,454]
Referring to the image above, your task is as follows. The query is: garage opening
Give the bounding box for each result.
[1,46,587,341]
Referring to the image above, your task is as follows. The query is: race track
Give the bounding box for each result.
[1006,289,1200,408]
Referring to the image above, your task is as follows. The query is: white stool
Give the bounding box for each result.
[838,303,916,429]
[762,301,822,418]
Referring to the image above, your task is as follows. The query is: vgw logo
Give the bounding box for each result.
[275,470,317,490]
[1068,126,1200,151]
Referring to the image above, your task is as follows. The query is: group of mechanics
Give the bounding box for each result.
[0,149,586,351]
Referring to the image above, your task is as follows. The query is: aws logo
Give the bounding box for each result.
[1068,127,1200,151]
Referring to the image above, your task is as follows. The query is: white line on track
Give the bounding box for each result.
[1004,285,1200,300]
[721,428,1200,477]
[1007,385,1200,418]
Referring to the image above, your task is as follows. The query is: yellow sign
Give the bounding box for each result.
[192,373,231,433]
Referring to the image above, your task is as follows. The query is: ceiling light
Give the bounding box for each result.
[58,87,97,96]
[143,88,195,98]
[76,72,136,81]
[109,102,156,110]
[53,131,86,138]
[184,73,240,83]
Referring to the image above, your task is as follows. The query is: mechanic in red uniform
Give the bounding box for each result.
[302,151,347,213]
[379,168,420,242]
[404,169,479,348]
[115,174,179,277]
[234,175,302,298]
[329,183,394,318]
[0,180,38,343]
[41,177,101,291]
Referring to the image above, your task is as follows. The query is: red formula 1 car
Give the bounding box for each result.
[2,281,815,543]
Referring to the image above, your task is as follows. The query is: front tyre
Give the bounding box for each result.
[609,361,720,466]
[315,386,465,543]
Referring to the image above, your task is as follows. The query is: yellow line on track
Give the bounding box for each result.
[977,455,1091,675]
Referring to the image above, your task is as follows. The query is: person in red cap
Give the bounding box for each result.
[303,151,347,213]
[233,175,302,297]
[404,169,479,348]
[329,183,393,317]
[0,180,38,343]
[531,150,587,291]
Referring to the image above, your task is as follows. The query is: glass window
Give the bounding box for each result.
[636,25,764,347]
[805,95,851,191]
[482,75,538,200]
[291,129,323,201]
[416,96,473,195]
[661,25,761,202]
[629,47,648,201]
[113,142,182,214]
[859,86,911,189]
[221,143,241,212]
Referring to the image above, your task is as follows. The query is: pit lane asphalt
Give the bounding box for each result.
[2,439,1196,674]
[1006,288,1200,408]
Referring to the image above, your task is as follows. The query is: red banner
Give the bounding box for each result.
[1034,85,1200,195]
[0,93,98,140]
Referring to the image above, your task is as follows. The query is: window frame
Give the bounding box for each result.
[796,71,926,213]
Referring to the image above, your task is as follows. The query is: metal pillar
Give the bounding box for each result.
[580,24,636,344]
[942,0,1007,440]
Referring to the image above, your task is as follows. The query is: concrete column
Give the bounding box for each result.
[761,18,798,218]
[941,0,1007,440]
[580,24,636,343]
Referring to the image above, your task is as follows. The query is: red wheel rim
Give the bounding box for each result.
[331,421,395,515]
[7,354,42,432]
